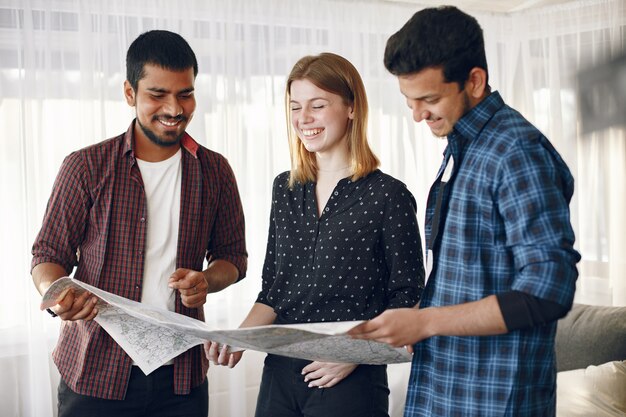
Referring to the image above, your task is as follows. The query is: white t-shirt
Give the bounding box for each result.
[136,149,182,312]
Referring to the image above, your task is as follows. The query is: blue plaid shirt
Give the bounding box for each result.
[405,92,580,417]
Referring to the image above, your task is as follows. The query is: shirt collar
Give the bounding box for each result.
[123,119,199,159]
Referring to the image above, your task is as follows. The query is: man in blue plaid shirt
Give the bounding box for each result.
[349,6,580,417]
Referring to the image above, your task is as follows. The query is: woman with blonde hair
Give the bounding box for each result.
[207,52,424,417]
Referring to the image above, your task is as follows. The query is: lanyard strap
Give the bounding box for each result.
[428,180,446,250]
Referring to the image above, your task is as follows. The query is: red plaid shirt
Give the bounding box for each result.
[32,121,247,399]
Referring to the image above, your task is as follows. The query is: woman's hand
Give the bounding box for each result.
[301,361,357,388]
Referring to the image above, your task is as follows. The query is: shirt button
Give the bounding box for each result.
[140,217,146,223]
[333,191,338,196]
[324,207,330,212]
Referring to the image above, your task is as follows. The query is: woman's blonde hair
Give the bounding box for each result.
[285,52,379,187]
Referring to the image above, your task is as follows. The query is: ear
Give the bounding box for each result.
[347,105,355,120]
[124,80,136,106]
[466,67,488,99]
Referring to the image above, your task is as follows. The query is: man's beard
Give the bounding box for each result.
[430,91,472,138]
[137,117,185,147]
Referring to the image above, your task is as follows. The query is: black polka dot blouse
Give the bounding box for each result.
[256,169,425,324]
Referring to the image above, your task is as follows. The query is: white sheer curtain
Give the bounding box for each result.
[0,0,624,416]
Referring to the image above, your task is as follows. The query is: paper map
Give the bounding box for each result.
[41,277,411,374]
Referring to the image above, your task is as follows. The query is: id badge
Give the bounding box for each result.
[425,249,433,283]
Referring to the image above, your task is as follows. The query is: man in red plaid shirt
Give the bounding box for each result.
[31,30,247,417]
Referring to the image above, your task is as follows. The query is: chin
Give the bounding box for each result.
[301,142,320,153]
[431,126,452,138]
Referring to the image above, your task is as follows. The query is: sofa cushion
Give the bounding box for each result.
[555,304,626,372]
[556,360,626,417]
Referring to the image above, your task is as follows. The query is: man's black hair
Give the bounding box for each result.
[126,30,198,90]
[384,6,489,89]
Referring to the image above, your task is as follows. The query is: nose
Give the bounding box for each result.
[414,109,431,123]
[409,101,430,123]
[298,107,314,125]
[164,96,183,117]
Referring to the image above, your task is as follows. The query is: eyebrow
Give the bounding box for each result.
[289,97,330,104]
[147,87,195,94]
[405,93,438,101]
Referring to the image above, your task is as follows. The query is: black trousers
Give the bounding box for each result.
[58,365,208,417]
[255,354,390,417]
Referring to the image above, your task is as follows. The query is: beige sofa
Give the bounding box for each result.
[555,304,626,416]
